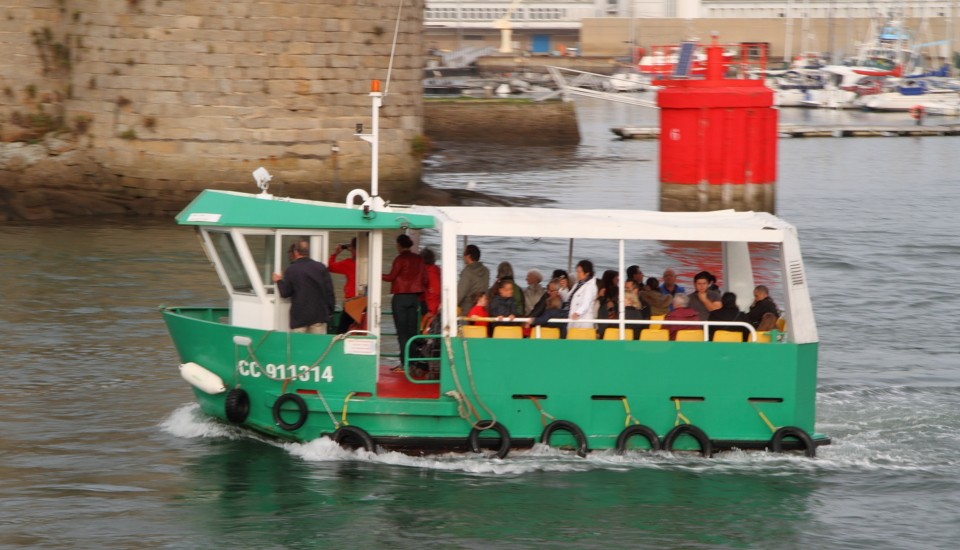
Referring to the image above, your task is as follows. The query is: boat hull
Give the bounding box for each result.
[163,307,827,454]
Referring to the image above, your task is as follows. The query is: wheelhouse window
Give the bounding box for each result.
[209,231,253,294]
[244,234,277,289]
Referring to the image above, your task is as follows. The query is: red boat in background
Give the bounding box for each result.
[637,41,769,78]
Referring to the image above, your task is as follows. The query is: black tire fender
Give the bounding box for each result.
[468,420,511,459]
[662,424,712,457]
[272,393,308,431]
[615,424,661,454]
[332,425,376,452]
[540,419,589,457]
[770,426,816,457]
[224,388,250,424]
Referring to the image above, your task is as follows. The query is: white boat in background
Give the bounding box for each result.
[604,71,650,92]
[858,78,960,112]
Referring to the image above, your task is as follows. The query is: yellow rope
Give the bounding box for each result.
[673,398,691,427]
[527,396,555,427]
[750,402,778,433]
[341,392,356,426]
[621,397,640,427]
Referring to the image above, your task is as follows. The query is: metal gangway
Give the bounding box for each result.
[440,46,498,68]
[541,66,658,108]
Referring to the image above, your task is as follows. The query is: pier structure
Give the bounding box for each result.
[655,36,777,213]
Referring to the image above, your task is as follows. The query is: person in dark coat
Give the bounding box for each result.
[273,239,336,334]
[708,292,751,340]
[747,285,780,330]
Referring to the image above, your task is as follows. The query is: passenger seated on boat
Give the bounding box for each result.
[522,269,545,316]
[467,292,490,328]
[623,285,648,340]
[528,279,559,319]
[488,279,520,336]
[530,294,567,339]
[665,293,700,340]
[707,292,751,340]
[639,277,672,317]
[659,268,686,299]
[568,260,598,329]
[747,285,780,330]
[493,261,525,315]
[688,271,722,321]
[626,265,645,289]
[552,269,571,308]
[597,270,619,321]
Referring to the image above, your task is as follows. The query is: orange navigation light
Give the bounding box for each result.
[371,80,381,93]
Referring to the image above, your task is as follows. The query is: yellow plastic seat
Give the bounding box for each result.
[712,330,744,343]
[754,331,772,343]
[675,329,705,342]
[603,327,634,340]
[492,325,523,339]
[650,314,665,330]
[533,326,561,339]
[776,317,787,332]
[461,325,488,339]
[639,328,669,341]
[566,327,597,340]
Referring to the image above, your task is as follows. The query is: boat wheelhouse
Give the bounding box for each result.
[162,186,828,458]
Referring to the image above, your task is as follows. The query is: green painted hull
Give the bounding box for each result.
[163,307,828,454]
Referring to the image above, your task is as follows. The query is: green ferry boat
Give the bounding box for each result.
[161,86,828,459]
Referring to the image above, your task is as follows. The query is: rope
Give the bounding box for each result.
[235,332,349,430]
[621,397,640,427]
[443,336,481,424]
[462,339,498,426]
[442,335,490,428]
[673,398,691,427]
[526,396,555,427]
[279,333,347,393]
[341,392,356,426]
[383,0,404,96]
[750,402,778,433]
[232,330,276,385]
[312,388,340,430]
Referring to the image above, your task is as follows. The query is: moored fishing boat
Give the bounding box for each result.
[161,83,829,459]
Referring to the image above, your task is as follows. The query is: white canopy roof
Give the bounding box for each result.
[405,205,794,243]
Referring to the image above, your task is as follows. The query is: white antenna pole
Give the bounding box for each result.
[370,81,381,198]
[357,80,383,201]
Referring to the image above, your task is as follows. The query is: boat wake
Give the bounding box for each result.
[159,400,956,477]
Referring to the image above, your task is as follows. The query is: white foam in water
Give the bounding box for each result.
[160,403,243,440]
[161,381,960,476]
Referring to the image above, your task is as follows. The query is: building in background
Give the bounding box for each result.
[424,1,958,62]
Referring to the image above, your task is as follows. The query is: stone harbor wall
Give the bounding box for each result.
[424,99,580,145]
[0,0,425,221]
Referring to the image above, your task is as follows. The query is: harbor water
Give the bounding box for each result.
[2,97,959,548]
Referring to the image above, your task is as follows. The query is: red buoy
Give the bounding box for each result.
[655,35,778,213]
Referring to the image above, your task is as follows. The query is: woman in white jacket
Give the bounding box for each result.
[567,259,598,329]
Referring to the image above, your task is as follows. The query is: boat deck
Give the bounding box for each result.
[375,364,439,399]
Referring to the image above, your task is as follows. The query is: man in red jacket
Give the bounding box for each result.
[382,234,426,367]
